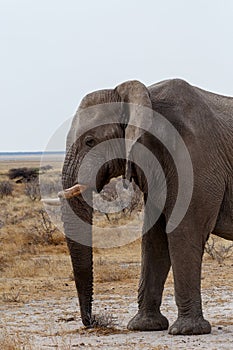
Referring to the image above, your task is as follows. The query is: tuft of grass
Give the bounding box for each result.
[2,290,22,303]
[0,254,9,272]
[78,318,130,336]
[91,313,116,328]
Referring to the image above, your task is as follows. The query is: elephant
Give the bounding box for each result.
[58,78,233,335]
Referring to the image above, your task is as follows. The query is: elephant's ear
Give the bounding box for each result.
[115,80,153,178]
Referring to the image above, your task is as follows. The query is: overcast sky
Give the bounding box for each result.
[1,0,233,151]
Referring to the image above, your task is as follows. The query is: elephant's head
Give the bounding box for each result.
[61,80,152,327]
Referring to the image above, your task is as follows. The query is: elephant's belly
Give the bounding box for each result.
[212,186,233,241]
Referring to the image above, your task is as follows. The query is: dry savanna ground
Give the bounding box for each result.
[0,158,232,349]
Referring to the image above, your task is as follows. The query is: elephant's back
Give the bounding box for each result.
[148,79,233,165]
[148,79,233,121]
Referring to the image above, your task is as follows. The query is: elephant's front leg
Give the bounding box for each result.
[168,228,211,335]
[127,215,171,331]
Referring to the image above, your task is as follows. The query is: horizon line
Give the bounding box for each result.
[0,151,65,154]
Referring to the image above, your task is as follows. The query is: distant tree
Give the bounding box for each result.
[40,165,53,171]
[8,167,39,183]
[8,165,53,183]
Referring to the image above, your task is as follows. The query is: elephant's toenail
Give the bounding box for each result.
[170,327,178,335]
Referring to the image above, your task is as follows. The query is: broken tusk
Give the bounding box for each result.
[41,198,61,206]
[58,184,88,199]
[41,184,88,205]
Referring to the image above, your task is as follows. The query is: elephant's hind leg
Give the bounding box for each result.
[127,214,171,331]
[167,221,211,335]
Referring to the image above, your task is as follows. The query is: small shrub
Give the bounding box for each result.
[122,180,143,216]
[95,178,143,222]
[32,209,61,245]
[205,237,233,264]
[25,178,41,201]
[0,181,13,198]
[40,164,53,171]
[39,178,61,197]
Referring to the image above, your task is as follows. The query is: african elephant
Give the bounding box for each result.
[59,79,233,335]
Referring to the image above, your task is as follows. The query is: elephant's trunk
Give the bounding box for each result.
[61,169,94,327]
[66,235,93,326]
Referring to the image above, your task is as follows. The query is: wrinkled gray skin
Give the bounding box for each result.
[61,79,233,335]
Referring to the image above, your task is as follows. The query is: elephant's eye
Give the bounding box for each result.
[85,137,96,148]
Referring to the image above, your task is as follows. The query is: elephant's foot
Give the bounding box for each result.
[127,311,169,331]
[168,316,211,335]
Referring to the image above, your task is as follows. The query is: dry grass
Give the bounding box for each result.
[95,262,139,283]
[0,160,143,307]
[1,160,232,299]
[77,326,130,336]
[0,330,32,350]
[2,290,23,303]
[0,161,69,306]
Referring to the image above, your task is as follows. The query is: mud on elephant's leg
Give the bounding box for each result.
[167,227,211,335]
[127,215,171,331]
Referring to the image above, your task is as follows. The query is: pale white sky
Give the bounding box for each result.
[1,0,233,151]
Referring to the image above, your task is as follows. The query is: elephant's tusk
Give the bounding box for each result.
[58,184,88,199]
[41,198,61,206]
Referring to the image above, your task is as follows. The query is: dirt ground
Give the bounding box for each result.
[0,159,232,349]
